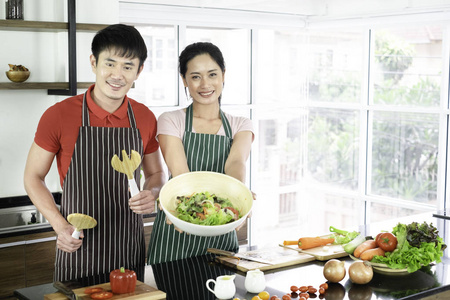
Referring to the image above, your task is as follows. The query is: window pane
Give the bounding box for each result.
[370,202,429,224]
[370,112,439,204]
[307,108,360,190]
[254,29,307,105]
[130,25,178,106]
[308,29,365,103]
[372,26,443,106]
[251,107,308,246]
[185,27,251,105]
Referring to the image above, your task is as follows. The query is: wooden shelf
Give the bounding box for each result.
[0,5,110,95]
[0,82,93,90]
[0,19,108,32]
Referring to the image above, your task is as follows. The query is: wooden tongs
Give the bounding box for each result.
[111,149,142,197]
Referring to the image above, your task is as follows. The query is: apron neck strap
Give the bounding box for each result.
[82,92,137,128]
[185,104,232,138]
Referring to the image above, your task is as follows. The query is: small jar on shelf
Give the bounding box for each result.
[6,0,23,20]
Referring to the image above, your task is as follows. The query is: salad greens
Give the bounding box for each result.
[372,221,446,273]
[175,191,241,226]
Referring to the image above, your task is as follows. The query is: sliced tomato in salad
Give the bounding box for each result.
[224,207,239,220]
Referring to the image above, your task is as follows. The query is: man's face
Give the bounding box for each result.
[90,49,142,103]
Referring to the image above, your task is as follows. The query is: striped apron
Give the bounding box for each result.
[151,254,233,299]
[147,104,239,265]
[55,93,145,284]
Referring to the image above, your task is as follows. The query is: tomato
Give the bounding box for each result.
[224,207,240,220]
[90,291,113,299]
[84,287,104,294]
[376,232,398,252]
[110,267,137,294]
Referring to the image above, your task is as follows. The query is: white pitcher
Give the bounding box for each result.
[245,269,266,293]
[206,275,236,299]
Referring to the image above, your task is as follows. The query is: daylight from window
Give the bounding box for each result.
[126,20,448,248]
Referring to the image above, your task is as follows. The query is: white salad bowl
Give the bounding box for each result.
[158,171,253,236]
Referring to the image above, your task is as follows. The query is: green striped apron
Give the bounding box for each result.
[147,104,239,264]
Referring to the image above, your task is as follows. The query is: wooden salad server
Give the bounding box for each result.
[67,213,97,239]
[111,149,142,197]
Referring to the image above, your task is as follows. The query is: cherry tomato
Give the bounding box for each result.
[90,291,113,299]
[376,232,398,252]
[84,287,104,294]
[290,285,299,292]
[282,294,291,300]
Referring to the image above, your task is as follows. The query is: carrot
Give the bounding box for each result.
[353,239,377,258]
[360,247,385,261]
[283,240,299,246]
[298,237,335,250]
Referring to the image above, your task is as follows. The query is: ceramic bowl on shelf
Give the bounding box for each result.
[158,171,253,237]
[6,70,30,82]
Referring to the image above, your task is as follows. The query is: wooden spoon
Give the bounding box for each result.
[67,213,97,239]
[111,149,142,197]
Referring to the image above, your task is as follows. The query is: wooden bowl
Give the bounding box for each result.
[6,70,30,82]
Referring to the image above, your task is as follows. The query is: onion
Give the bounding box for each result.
[348,261,373,284]
[323,259,346,283]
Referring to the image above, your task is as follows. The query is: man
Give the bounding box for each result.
[23,24,165,284]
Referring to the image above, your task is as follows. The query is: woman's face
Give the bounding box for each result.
[182,53,225,105]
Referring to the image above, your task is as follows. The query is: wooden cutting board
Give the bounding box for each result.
[214,246,316,272]
[279,243,348,261]
[44,281,166,300]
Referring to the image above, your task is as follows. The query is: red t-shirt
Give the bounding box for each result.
[34,85,159,187]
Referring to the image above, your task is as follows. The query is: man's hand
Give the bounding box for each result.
[56,224,83,253]
[129,189,157,214]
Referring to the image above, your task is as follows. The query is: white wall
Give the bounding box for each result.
[0,0,119,197]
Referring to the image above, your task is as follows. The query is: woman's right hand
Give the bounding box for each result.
[159,202,186,234]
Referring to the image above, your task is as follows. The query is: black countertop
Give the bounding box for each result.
[14,252,450,300]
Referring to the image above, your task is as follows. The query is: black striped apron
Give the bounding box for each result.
[147,104,239,265]
[55,93,145,284]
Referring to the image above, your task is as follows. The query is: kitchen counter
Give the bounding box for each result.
[14,252,450,300]
[147,252,450,300]
[13,212,450,299]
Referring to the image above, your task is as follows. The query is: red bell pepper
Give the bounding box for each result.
[109,267,137,294]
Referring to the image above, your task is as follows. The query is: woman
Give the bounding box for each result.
[147,42,254,264]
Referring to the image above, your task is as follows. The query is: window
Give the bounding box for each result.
[127,25,178,107]
[121,5,449,248]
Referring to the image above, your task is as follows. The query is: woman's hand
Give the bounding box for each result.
[158,201,186,234]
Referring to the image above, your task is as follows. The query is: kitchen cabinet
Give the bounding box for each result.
[0,0,109,95]
[0,231,56,298]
